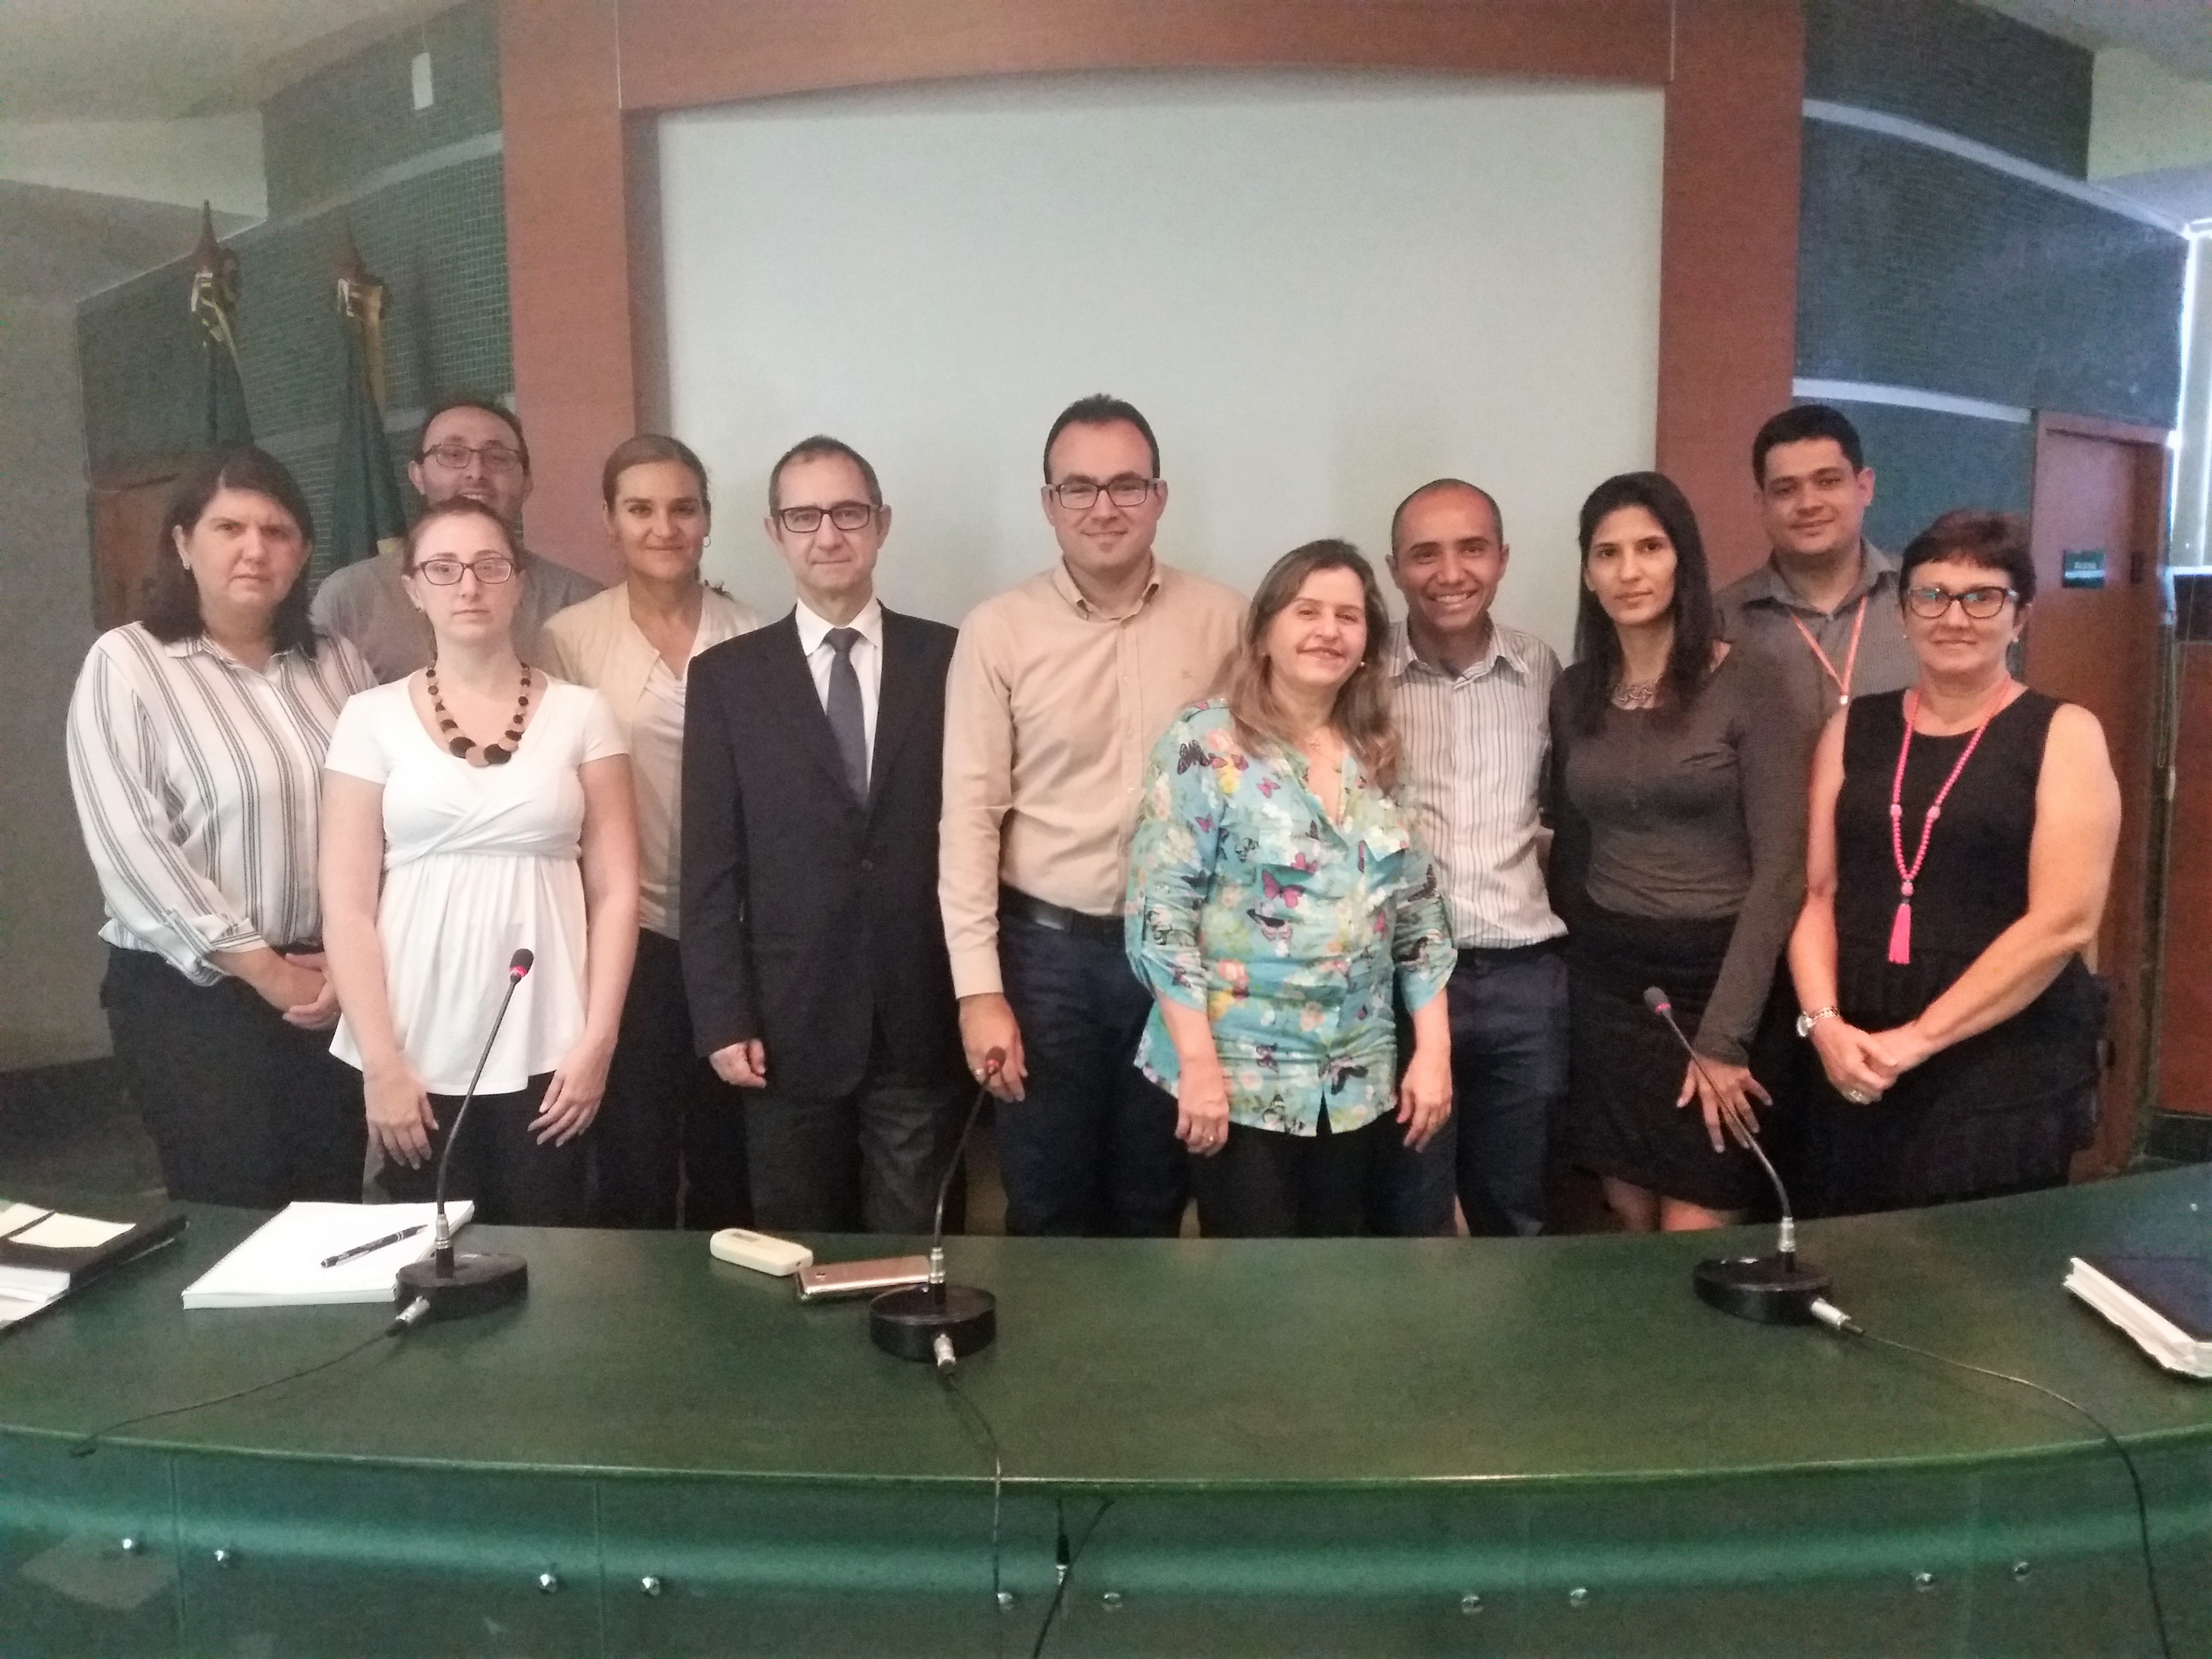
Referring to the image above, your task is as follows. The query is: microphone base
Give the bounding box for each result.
[394,1252,528,1324]
[869,1283,996,1363]
[1694,1254,1832,1325]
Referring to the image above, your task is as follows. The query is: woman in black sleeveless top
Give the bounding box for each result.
[1789,511,2118,1215]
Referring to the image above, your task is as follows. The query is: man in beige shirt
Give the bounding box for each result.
[941,395,1243,1235]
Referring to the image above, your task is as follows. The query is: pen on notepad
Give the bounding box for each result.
[320,1224,427,1269]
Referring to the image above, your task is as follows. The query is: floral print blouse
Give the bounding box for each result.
[1125,698,1455,1137]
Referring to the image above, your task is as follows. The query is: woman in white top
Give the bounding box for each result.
[541,435,760,1229]
[66,446,377,1207]
[320,499,639,1224]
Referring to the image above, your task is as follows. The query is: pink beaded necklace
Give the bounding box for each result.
[1886,683,2012,965]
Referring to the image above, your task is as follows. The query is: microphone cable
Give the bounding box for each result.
[69,1318,402,1458]
[1030,1494,1115,1658]
[936,1364,1005,1621]
[1820,1311,2171,1659]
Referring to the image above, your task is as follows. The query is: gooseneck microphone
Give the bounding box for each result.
[870,1049,1004,1370]
[393,948,534,1325]
[1643,985,1834,1324]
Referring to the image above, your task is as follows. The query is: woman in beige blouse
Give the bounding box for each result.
[541,434,761,1228]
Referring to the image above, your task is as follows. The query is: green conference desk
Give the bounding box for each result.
[5,1172,2212,1657]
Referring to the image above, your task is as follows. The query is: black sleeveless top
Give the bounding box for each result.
[1832,689,2101,1109]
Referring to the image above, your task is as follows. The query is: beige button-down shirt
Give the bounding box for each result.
[940,558,1244,998]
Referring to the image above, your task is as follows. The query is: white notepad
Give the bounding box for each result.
[181,1201,473,1310]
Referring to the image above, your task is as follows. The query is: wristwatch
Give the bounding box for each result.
[1795,1006,1839,1039]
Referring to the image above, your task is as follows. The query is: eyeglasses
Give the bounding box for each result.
[414,555,518,586]
[774,501,878,535]
[421,440,525,474]
[1903,584,2016,620]
[1049,475,1157,511]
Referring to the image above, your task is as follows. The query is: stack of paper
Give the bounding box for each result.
[181,1201,473,1310]
[2065,1255,2212,1379]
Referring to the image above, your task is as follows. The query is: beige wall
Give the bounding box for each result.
[0,296,111,1067]
[2090,47,2212,182]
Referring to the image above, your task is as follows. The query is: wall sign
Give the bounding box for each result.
[2061,550,2106,589]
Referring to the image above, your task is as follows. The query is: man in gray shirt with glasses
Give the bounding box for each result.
[311,396,600,681]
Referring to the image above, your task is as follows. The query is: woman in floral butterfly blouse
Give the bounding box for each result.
[1126,540,1455,1236]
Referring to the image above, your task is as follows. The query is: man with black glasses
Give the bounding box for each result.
[312,395,600,681]
[940,394,1243,1236]
[683,436,967,1232]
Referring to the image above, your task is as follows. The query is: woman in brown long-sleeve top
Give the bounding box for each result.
[1548,472,1810,1232]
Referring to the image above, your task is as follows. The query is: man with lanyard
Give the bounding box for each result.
[1718,403,1916,739]
[1717,403,1916,1197]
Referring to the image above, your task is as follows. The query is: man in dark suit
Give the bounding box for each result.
[681,436,966,1232]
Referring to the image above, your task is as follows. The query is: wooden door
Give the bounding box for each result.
[89,464,185,631]
[2023,413,2169,1177]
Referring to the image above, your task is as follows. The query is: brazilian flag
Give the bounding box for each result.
[190,203,251,446]
[328,245,408,572]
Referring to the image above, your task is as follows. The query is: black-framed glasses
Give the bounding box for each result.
[415,555,518,586]
[1903,584,2016,620]
[1049,475,1157,511]
[421,440,525,474]
[774,501,878,535]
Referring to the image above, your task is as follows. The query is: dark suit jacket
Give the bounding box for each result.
[681,606,963,1098]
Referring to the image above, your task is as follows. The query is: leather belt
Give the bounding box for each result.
[1000,886,1124,943]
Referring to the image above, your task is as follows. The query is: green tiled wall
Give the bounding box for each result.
[1803,0,2091,178]
[1798,123,2183,429]
[1819,402,2036,555]
[263,1,501,216]
[1797,1,2184,532]
[76,1,509,581]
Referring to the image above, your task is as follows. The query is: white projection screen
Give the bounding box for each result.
[660,73,1664,654]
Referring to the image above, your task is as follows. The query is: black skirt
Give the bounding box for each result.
[1563,906,1766,1212]
[1806,947,2104,1216]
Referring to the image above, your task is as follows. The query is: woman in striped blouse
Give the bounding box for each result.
[65,446,378,1207]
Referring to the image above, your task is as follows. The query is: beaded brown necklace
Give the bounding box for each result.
[425,657,532,767]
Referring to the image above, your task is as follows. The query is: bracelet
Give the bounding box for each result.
[1795,1005,1839,1040]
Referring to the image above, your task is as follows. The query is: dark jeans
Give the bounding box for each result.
[994,905,1186,1237]
[745,1020,966,1234]
[595,928,752,1230]
[102,945,365,1208]
[378,1072,589,1226]
[1193,1111,1390,1237]
[1375,942,1568,1237]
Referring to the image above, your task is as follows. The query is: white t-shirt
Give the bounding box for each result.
[324,677,627,1094]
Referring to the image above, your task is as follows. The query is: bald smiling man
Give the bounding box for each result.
[1377,479,1567,1237]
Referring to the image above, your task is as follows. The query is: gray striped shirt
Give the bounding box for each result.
[65,623,378,984]
[1386,619,1565,951]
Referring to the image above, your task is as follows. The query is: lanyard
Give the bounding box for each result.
[1884,684,2008,965]
[1787,593,1867,709]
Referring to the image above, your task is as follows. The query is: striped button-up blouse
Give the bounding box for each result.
[1125,698,1455,1138]
[66,623,377,984]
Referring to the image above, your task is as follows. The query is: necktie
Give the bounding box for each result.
[825,626,868,801]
